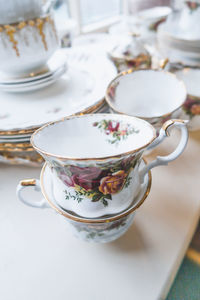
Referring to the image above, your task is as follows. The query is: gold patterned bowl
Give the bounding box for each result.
[0,14,58,74]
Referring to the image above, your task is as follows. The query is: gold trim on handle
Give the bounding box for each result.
[20,179,36,186]
[162,119,188,136]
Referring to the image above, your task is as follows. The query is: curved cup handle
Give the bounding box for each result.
[16,179,49,209]
[139,119,188,183]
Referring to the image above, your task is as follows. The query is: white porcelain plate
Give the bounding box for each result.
[0,64,67,93]
[0,48,117,132]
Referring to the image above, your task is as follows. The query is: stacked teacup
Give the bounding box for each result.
[17,109,188,242]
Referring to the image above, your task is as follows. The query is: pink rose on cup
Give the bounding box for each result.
[59,166,107,191]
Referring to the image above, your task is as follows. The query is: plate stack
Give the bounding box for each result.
[157,1,200,66]
[0,47,116,166]
[0,51,67,93]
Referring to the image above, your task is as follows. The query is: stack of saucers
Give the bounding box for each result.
[157,2,200,66]
[17,113,188,242]
[0,50,67,93]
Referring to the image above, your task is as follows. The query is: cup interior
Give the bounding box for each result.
[106,70,186,118]
[32,114,156,159]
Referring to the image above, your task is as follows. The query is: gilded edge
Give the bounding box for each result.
[31,113,157,162]
[105,68,187,121]
[20,179,36,186]
[0,99,105,136]
[162,119,188,136]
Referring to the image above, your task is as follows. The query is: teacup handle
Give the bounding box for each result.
[16,179,49,208]
[139,119,188,183]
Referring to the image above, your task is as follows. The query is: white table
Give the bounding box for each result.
[0,130,200,300]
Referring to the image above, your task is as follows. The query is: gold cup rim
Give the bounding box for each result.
[105,68,187,120]
[31,113,157,162]
[40,159,152,224]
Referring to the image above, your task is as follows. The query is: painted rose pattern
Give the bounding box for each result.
[112,54,151,72]
[52,154,141,207]
[149,18,167,31]
[183,96,200,117]
[72,217,128,240]
[93,119,139,145]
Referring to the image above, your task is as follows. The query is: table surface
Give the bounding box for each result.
[0,129,200,300]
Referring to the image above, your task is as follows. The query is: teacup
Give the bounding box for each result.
[105,69,187,130]
[173,67,200,131]
[16,160,152,243]
[30,114,188,218]
[0,14,58,74]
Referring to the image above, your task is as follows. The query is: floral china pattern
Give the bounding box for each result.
[71,217,128,240]
[51,153,141,207]
[93,119,139,145]
[149,18,167,31]
[112,54,151,73]
[182,95,200,118]
[185,1,200,11]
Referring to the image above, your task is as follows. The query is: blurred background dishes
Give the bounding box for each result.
[0,47,117,165]
[172,66,200,131]
[108,36,152,72]
[157,1,200,66]
[109,6,171,45]
[0,0,58,74]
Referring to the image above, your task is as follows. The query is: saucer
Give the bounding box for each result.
[40,160,152,222]
[0,50,67,85]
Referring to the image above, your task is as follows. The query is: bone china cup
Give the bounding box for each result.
[16,160,151,243]
[31,114,188,218]
[105,69,187,129]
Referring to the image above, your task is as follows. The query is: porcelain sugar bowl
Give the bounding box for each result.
[108,37,151,72]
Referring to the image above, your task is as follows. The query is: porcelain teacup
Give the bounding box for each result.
[31,113,188,218]
[16,159,152,243]
[105,69,187,129]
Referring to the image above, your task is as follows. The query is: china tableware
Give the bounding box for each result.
[0,149,43,166]
[0,48,117,133]
[137,6,171,32]
[0,63,67,93]
[109,7,171,46]
[0,14,58,74]
[105,69,187,129]
[0,49,67,85]
[17,160,151,243]
[157,2,200,66]
[108,37,151,72]
[31,113,188,218]
[174,67,200,131]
